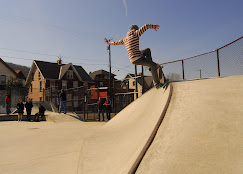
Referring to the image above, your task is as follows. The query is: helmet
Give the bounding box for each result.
[129,24,139,31]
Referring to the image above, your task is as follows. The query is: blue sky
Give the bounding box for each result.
[0,0,242,79]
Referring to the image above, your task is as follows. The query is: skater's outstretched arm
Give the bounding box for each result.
[136,24,160,37]
[104,38,124,45]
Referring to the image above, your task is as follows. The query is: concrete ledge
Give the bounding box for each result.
[79,83,173,174]
[0,115,47,121]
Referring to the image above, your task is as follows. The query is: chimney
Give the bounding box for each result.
[57,58,62,65]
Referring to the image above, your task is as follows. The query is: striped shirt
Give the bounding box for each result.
[108,24,157,63]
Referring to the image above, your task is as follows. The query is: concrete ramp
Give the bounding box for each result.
[79,84,172,174]
[136,75,243,174]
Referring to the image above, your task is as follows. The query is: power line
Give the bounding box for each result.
[0,47,108,63]
[0,11,105,40]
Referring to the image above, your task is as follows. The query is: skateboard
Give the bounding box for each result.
[156,81,168,89]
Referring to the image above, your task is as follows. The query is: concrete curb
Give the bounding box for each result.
[130,83,173,173]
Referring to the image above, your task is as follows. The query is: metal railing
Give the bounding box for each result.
[161,36,243,81]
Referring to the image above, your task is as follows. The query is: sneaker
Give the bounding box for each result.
[156,83,164,89]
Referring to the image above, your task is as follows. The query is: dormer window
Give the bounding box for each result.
[67,70,73,79]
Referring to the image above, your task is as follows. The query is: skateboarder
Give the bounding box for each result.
[105,24,163,88]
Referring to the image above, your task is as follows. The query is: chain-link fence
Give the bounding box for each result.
[161,36,243,81]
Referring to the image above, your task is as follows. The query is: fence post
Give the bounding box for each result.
[50,87,52,103]
[216,49,221,77]
[114,95,116,115]
[181,59,185,80]
[83,89,86,121]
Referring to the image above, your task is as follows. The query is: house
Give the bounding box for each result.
[89,70,116,88]
[0,58,27,112]
[25,59,94,111]
[89,69,135,113]
[0,58,25,89]
[122,73,154,99]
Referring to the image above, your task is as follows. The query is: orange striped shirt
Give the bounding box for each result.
[108,24,157,63]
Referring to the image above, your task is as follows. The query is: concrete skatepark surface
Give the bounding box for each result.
[0,116,105,174]
[136,75,243,174]
[0,75,242,174]
[79,84,173,174]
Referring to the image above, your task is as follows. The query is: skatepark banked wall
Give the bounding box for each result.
[78,84,172,174]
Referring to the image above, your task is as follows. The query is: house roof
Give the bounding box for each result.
[89,70,115,81]
[15,70,26,80]
[0,58,18,76]
[74,65,93,82]
[26,60,93,85]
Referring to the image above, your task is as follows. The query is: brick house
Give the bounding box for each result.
[89,69,134,113]
[25,60,94,111]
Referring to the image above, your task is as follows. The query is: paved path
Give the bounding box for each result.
[0,119,105,174]
[136,75,243,174]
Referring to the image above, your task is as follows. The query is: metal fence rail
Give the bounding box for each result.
[161,36,243,81]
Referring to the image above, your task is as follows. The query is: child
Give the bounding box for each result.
[16,99,24,121]
[105,24,163,87]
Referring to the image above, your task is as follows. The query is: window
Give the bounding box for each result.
[100,82,104,87]
[70,71,73,79]
[38,72,41,79]
[50,81,55,90]
[50,81,55,87]
[40,97,42,102]
[32,73,34,80]
[73,81,78,90]
[0,75,6,85]
[74,96,78,107]
[30,84,33,93]
[133,81,135,86]
[40,81,42,91]
[66,71,73,79]
[116,96,119,103]
[67,94,72,106]
[84,82,88,88]
[104,75,109,79]
[62,81,67,89]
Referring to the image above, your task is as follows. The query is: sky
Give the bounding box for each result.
[0,0,242,80]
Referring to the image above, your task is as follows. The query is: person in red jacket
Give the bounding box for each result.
[5,93,11,115]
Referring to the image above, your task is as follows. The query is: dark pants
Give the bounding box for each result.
[5,103,11,114]
[26,110,32,121]
[133,48,160,85]
[34,113,44,122]
[98,109,104,121]
[106,109,111,120]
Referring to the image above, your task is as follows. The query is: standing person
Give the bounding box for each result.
[5,93,11,115]
[59,89,67,114]
[16,99,24,121]
[25,98,33,121]
[97,97,104,121]
[104,24,164,88]
[104,96,111,121]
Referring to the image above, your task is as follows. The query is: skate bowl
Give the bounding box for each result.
[136,75,243,174]
[78,83,173,174]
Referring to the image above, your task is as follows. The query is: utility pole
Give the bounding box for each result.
[107,39,112,98]
[134,65,138,99]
